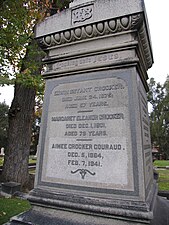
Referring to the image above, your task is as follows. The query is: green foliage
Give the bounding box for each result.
[0,0,36,82]
[0,101,9,149]
[148,77,169,158]
[0,197,31,224]
[0,0,73,90]
[0,0,47,104]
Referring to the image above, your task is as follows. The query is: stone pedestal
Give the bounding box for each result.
[8,0,162,224]
[1,182,21,196]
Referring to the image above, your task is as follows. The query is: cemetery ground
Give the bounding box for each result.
[154,160,169,191]
[0,198,31,225]
[0,159,169,224]
[0,156,35,224]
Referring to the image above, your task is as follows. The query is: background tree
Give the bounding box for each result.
[0,0,73,188]
[30,97,43,155]
[148,76,169,159]
[0,101,9,150]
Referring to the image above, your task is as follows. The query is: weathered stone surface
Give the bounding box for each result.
[6,197,169,225]
[35,0,153,81]
[41,75,133,191]
[1,182,21,195]
[30,0,156,224]
[7,0,168,224]
[35,0,147,38]
[33,68,156,216]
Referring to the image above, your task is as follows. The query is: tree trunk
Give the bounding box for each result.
[1,38,44,188]
[2,82,36,188]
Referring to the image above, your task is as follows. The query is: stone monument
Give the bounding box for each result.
[0,147,5,156]
[7,0,169,224]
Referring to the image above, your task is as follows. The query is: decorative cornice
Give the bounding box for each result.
[138,23,153,69]
[37,13,143,49]
[36,12,153,70]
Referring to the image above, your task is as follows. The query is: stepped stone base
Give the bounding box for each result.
[5,196,169,225]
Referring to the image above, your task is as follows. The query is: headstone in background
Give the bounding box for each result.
[0,147,5,156]
[7,0,169,224]
[1,182,21,196]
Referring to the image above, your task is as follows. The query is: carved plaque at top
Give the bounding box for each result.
[72,5,93,24]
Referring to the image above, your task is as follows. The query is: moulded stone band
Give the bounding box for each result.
[36,12,153,69]
[37,13,143,49]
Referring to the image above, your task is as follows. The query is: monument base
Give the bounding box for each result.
[5,196,169,225]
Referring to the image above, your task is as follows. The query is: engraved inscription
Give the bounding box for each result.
[42,77,134,190]
[139,78,153,189]
[72,5,93,24]
[52,53,119,72]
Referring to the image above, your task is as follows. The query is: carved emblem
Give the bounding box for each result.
[72,5,93,24]
[71,169,96,179]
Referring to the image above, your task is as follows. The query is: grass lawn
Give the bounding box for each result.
[0,197,31,225]
[153,160,169,191]
[156,169,169,191]
[29,158,37,164]
[0,157,4,167]
[154,160,169,167]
